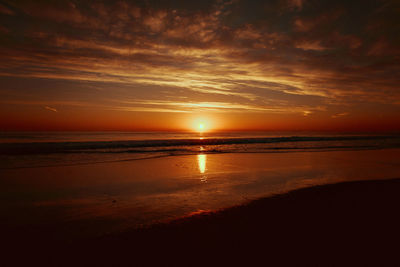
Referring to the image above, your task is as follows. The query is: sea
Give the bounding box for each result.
[1,131,399,169]
[1,131,400,236]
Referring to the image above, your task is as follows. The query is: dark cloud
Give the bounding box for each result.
[0,0,399,127]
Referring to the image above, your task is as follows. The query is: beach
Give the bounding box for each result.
[1,140,400,266]
[4,177,400,266]
[95,178,400,266]
[2,147,400,236]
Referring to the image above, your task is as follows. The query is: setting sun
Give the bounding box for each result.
[199,123,205,131]
[190,117,215,132]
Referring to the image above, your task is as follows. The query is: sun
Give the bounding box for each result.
[197,122,207,133]
[190,117,213,133]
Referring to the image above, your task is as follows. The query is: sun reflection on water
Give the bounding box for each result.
[197,154,207,182]
[197,154,206,174]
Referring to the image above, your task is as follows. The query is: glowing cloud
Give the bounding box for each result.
[44,106,58,113]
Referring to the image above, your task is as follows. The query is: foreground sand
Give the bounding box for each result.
[5,177,400,266]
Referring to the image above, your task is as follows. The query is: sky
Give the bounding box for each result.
[0,0,399,132]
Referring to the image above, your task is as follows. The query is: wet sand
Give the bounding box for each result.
[2,149,400,266]
[2,149,400,236]
[4,177,400,266]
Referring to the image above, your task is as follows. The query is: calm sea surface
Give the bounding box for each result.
[0,131,399,169]
[1,131,400,237]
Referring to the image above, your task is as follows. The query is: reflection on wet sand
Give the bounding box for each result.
[197,154,207,182]
[2,149,400,239]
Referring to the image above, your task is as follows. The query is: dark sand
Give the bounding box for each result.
[5,178,400,266]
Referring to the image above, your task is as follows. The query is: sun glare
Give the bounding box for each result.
[197,154,206,174]
[191,117,211,132]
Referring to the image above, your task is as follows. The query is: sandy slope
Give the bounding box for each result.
[5,178,400,266]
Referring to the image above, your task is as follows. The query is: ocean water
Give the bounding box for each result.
[1,131,400,236]
[0,131,399,169]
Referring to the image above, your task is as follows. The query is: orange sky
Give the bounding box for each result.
[0,0,399,132]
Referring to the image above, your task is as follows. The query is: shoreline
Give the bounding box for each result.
[4,177,400,266]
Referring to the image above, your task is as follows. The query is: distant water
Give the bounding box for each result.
[1,131,400,236]
[0,131,399,169]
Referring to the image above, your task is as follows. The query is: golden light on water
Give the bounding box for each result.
[197,154,207,174]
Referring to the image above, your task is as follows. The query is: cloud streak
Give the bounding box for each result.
[0,0,399,130]
[44,106,58,113]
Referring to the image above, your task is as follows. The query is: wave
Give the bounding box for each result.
[1,135,399,155]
